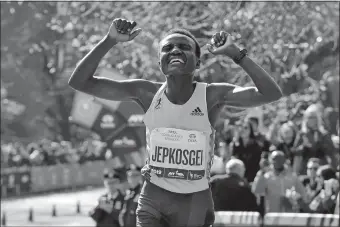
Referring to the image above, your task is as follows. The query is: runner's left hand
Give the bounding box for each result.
[207,31,240,58]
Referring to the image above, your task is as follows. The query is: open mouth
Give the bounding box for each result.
[168,56,186,65]
[169,59,185,64]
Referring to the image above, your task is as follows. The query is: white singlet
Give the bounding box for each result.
[143,82,215,194]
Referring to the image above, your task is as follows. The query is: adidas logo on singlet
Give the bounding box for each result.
[190,107,204,116]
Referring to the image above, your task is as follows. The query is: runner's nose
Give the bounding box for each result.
[170,46,182,55]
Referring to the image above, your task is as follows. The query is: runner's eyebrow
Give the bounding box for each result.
[162,43,192,50]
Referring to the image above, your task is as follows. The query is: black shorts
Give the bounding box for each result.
[136,181,215,227]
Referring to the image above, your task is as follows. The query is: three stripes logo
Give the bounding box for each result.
[190,107,204,116]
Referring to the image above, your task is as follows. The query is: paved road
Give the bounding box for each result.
[1,188,106,226]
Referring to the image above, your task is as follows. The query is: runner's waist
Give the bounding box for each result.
[149,166,209,194]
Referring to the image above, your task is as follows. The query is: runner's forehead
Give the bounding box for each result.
[160,34,195,47]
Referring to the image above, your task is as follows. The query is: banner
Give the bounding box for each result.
[1,166,31,197]
[115,101,144,127]
[70,92,102,128]
[91,107,127,141]
[31,165,55,192]
[29,160,122,194]
[127,114,145,127]
[80,161,105,186]
[106,127,141,153]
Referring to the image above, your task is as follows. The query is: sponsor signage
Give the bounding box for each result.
[106,127,141,150]
[127,114,144,127]
[1,166,31,197]
[112,136,137,148]
[91,108,126,141]
[100,114,116,129]
[149,165,205,181]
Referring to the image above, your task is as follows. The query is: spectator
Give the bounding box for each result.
[271,121,300,171]
[247,117,271,151]
[211,154,226,177]
[323,107,339,135]
[252,150,308,213]
[29,149,44,166]
[331,119,339,150]
[266,111,290,145]
[297,104,338,174]
[301,165,339,214]
[119,165,143,227]
[0,138,119,168]
[230,121,262,183]
[211,140,233,177]
[216,140,232,164]
[300,158,322,204]
[259,152,270,173]
[220,120,235,145]
[210,159,258,212]
[89,167,125,227]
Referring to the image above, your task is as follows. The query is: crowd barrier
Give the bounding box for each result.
[1,159,119,198]
[263,212,339,227]
[214,212,261,227]
[2,209,338,227]
[213,212,339,227]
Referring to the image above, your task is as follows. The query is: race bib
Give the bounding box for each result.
[149,128,207,181]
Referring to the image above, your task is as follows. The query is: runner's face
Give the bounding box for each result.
[159,34,199,77]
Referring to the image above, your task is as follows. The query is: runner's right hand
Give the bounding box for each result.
[141,165,151,181]
[108,18,142,43]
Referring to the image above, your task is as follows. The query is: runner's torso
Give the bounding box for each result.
[143,82,215,193]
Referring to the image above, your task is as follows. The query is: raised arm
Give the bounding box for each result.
[207,31,283,109]
[68,18,160,112]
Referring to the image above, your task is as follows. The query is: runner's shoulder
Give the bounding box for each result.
[133,79,163,94]
[132,80,163,112]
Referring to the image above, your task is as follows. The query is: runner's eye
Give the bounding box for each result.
[162,44,173,52]
[179,44,191,50]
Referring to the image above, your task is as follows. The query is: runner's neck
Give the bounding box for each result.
[165,75,196,105]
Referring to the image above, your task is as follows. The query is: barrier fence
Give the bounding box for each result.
[1,208,339,227]
[1,160,120,198]
[213,212,339,227]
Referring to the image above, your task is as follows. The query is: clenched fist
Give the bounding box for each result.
[207,31,241,59]
[108,18,142,43]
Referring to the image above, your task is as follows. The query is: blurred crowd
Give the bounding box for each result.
[0,138,112,168]
[210,101,339,215]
